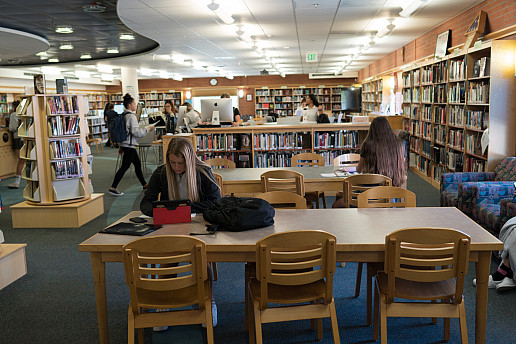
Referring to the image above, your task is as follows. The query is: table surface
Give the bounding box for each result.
[79,207,502,255]
[214,166,346,181]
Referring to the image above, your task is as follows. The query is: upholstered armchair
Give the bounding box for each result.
[471,182,516,236]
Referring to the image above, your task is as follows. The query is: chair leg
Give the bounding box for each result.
[329,299,341,344]
[253,300,263,344]
[458,300,468,344]
[380,293,388,344]
[248,296,255,344]
[245,263,250,331]
[128,308,135,344]
[137,329,144,344]
[355,262,363,298]
[366,263,378,326]
[211,262,218,281]
[373,280,379,341]
[204,298,214,344]
[320,192,327,209]
[444,317,450,342]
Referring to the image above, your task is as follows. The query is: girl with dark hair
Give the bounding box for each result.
[357,116,407,187]
[108,94,155,196]
[104,102,117,147]
[7,100,24,188]
[300,94,319,122]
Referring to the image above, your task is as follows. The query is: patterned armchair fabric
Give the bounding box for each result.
[472,183,516,236]
[500,199,516,229]
[494,158,516,181]
[440,172,495,208]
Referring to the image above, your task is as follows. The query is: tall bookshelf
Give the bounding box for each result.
[139,91,183,109]
[401,40,516,187]
[87,93,107,114]
[361,78,383,115]
[16,94,91,204]
[192,123,369,168]
[255,86,344,117]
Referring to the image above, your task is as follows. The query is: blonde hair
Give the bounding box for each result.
[360,117,407,187]
[165,138,219,201]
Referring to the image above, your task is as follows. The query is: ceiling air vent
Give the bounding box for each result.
[309,72,358,79]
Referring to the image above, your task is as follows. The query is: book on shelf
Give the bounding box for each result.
[55,79,68,94]
[34,74,46,94]
[479,57,490,77]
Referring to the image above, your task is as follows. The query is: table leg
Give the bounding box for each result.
[90,252,109,344]
[475,251,490,344]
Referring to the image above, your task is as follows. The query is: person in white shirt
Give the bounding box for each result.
[300,94,319,123]
[181,102,201,127]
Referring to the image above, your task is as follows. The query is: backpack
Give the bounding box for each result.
[109,111,129,143]
[203,197,275,232]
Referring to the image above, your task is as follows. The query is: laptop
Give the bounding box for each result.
[152,199,191,226]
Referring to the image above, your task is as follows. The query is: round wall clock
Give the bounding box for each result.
[209,78,218,86]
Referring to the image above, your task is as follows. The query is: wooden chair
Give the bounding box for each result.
[373,227,470,343]
[213,172,223,190]
[248,230,340,344]
[343,174,392,208]
[356,186,416,325]
[205,157,236,169]
[333,153,360,168]
[255,191,307,209]
[87,136,103,154]
[260,170,304,196]
[291,152,326,208]
[123,235,213,344]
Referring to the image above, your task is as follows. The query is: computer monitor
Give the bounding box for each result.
[200,98,233,124]
[113,104,124,114]
[175,106,188,130]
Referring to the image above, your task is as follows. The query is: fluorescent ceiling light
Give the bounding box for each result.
[101,74,114,81]
[80,53,92,59]
[76,71,91,78]
[159,70,170,79]
[172,74,183,81]
[171,53,186,64]
[399,0,431,18]
[139,68,154,76]
[97,64,113,73]
[48,58,59,63]
[41,66,61,74]
[226,74,234,80]
[377,20,396,38]
[119,33,135,40]
[59,43,74,50]
[207,1,234,24]
[55,26,73,34]
[106,47,119,54]
[36,51,48,57]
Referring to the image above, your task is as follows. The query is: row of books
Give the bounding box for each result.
[410,137,420,152]
[198,153,251,168]
[472,57,491,78]
[465,133,484,156]
[195,133,251,152]
[421,86,434,103]
[421,140,432,158]
[448,105,465,126]
[434,84,447,103]
[51,159,84,180]
[422,105,432,121]
[446,150,464,172]
[467,82,490,104]
[449,59,466,80]
[49,139,83,159]
[412,69,421,85]
[433,125,447,144]
[313,130,358,149]
[432,146,446,165]
[48,116,80,136]
[254,132,312,151]
[421,66,433,84]
[466,110,489,130]
[448,129,464,149]
[433,165,446,182]
[434,106,446,123]
[46,95,79,114]
[448,83,466,103]
[421,122,432,140]
[24,161,36,179]
[465,157,486,172]
[254,151,307,168]
[433,62,448,83]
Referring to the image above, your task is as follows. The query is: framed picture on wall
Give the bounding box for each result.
[434,29,450,58]
[246,94,253,102]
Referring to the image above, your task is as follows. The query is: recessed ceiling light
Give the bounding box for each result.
[39,56,48,60]
[106,48,119,54]
[82,2,106,13]
[80,53,92,59]
[119,33,135,40]
[48,58,59,63]
[60,43,74,50]
[55,26,73,34]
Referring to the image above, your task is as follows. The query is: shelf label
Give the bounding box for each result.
[281,86,287,89]
[168,90,175,93]
[262,86,269,89]
[474,41,482,50]
[306,52,318,63]
[318,85,325,88]
[453,48,460,56]
[299,85,306,89]
[150,90,157,93]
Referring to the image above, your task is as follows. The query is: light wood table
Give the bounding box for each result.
[79,207,501,344]
[216,166,347,195]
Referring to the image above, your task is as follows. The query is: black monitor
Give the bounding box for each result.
[341,87,362,112]
[200,98,233,124]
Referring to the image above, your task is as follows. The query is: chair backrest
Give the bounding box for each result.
[205,157,236,169]
[356,186,416,208]
[384,227,470,304]
[255,230,336,308]
[123,235,208,312]
[261,170,305,196]
[333,153,361,167]
[291,152,325,167]
[344,174,392,207]
[255,191,308,209]
[494,157,516,181]
[213,172,223,190]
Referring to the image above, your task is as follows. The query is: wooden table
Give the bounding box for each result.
[216,166,347,195]
[79,207,502,344]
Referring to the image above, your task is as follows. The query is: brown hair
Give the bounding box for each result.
[165,138,219,201]
[360,117,406,187]
[164,100,177,114]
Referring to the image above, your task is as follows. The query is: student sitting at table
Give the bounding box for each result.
[140,137,221,330]
[332,116,407,207]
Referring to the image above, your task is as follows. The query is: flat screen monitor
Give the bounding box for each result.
[113,104,124,114]
[341,87,362,112]
[175,106,188,131]
[200,98,233,124]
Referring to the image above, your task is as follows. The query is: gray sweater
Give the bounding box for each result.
[119,111,152,148]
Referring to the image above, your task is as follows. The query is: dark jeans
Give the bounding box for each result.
[111,147,146,188]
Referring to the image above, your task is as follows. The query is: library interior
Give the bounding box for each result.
[1,1,516,343]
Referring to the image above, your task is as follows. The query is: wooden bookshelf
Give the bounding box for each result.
[400,40,516,187]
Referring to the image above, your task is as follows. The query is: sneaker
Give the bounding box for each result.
[496,277,516,292]
[202,301,217,328]
[153,309,169,332]
[473,275,503,288]
[7,182,20,189]
[108,189,124,196]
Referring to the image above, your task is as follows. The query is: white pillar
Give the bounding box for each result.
[121,67,139,103]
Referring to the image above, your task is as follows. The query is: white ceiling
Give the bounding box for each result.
[22,0,485,80]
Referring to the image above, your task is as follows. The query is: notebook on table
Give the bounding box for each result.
[153,199,192,226]
[99,222,157,236]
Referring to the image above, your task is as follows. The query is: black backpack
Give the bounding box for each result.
[109,111,129,143]
[203,197,275,232]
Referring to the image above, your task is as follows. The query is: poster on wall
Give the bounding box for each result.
[434,30,450,58]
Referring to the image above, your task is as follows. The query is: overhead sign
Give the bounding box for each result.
[306,52,317,63]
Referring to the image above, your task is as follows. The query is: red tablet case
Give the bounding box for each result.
[152,200,191,225]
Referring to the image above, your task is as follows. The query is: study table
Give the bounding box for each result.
[215,166,347,195]
[79,207,502,344]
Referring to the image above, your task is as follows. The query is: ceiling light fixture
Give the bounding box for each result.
[76,71,91,78]
[48,58,59,63]
[185,90,192,99]
[376,19,396,38]
[59,43,74,50]
[207,0,235,24]
[238,89,244,98]
[97,64,113,73]
[80,53,92,59]
[101,74,114,81]
[119,33,135,40]
[82,2,107,13]
[55,26,73,34]
[106,47,119,54]
[172,74,183,81]
[399,0,431,18]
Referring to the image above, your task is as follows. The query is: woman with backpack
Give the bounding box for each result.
[108,94,155,196]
